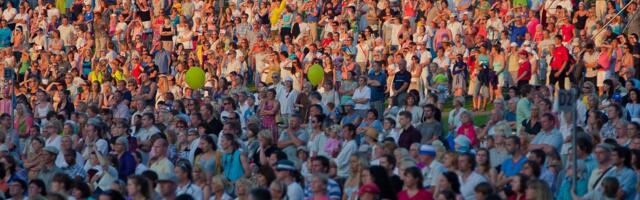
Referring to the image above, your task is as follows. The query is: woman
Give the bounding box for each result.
[353,76,372,116]
[235,178,253,200]
[502,173,529,200]
[220,133,250,182]
[126,175,151,200]
[307,115,328,157]
[255,165,276,189]
[270,180,287,200]
[14,103,33,138]
[521,105,541,135]
[33,90,53,122]
[259,89,279,140]
[397,167,434,200]
[363,166,397,200]
[525,179,552,200]
[393,94,422,126]
[29,179,48,199]
[434,171,461,199]
[357,109,384,136]
[343,154,370,200]
[87,81,101,106]
[626,89,640,121]
[195,135,221,177]
[209,175,233,200]
[255,130,278,167]
[475,148,497,182]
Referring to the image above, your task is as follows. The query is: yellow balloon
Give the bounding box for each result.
[307,64,324,86]
[185,67,206,89]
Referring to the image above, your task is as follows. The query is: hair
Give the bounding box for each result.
[384,117,396,128]
[614,146,632,168]
[52,173,73,191]
[368,166,397,200]
[524,160,542,178]
[128,175,151,199]
[530,149,546,165]
[47,193,67,200]
[176,159,194,181]
[441,171,461,194]
[526,179,552,200]
[72,181,92,199]
[250,188,272,200]
[437,190,457,200]
[399,111,413,120]
[29,179,47,196]
[506,135,521,148]
[256,166,276,187]
[342,123,356,139]
[474,182,494,197]
[404,167,424,189]
[513,174,530,193]
[312,155,331,173]
[602,177,620,198]
[460,153,476,170]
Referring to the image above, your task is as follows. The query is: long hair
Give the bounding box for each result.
[526,179,552,200]
[368,165,397,200]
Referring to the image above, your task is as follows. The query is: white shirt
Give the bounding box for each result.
[2,7,16,22]
[286,182,304,200]
[459,172,488,200]
[177,181,204,200]
[352,86,371,110]
[278,89,299,115]
[136,126,161,144]
[335,140,357,178]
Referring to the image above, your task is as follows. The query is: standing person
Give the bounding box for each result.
[516,51,532,88]
[260,89,280,140]
[392,60,410,106]
[549,35,570,89]
[352,76,372,118]
[397,167,434,200]
[275,160,304,200]
[458,153,488,200]
[336,124,358,179]
[278,78,298,127]
[417,104,443,144]
[220,133,250,182]
[397,111,422,149]
[368,62,387,119]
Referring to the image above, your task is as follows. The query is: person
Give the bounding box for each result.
[220,133,250,182]
[458,153,487,200]
[175,160,204,200]
[417,104,443,144]
[588,144,615,193]
[127,175,152,200]
[158,172,178,200]
[397,111,421,149]
[7,179,28,200]
[529,113,563,153]
[418,144,446,188]
[525,179,553,200]
[149,138,175,179]
[275,160,304,200]
[336,123,358,179]
[38,146,62,190]
[500,136,528,179]
[304,156,341,200]
[397,166,434,200]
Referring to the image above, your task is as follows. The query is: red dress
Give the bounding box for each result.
[397,189,434,200]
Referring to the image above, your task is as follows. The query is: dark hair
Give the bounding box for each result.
[98,190,125,200]
[437,190,457,200]
[342,123,356,139]
[576,137,594,154]
[442,171,461,194]
[632,149,640,169]
[399,111,413,120]
[614,146,632,168]
[530,149,546,165]
[47,193,67,200]
[312,156,331,173]
[29,179,47,196]
[176,194,195,200]
[257,165,276,186]
[128,175,151,199]
[506,135,521,147]
[72,181,92,198]
[602,177,620,197]
[460,153,476,170]
[141,170,158,188]
[250,188,272,200]
[384,117,396,128]
[367,108,379,119]
[474,182,494,196]
[52,173,73,191]
[404,167,424,189]
[382,154,397,169]
[176,159,193,181]
[513,174,530,193]
[368,166,397,200]
[524,160,541,178]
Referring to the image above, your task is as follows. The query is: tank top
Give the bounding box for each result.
[161,26,172,41]
[222,150,244,181]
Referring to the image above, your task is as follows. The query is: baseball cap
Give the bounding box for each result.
[275,160,297,172]
[419,144,436,156]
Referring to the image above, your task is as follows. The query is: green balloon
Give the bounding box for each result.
[307,64,324,86]
[185,67,206,89]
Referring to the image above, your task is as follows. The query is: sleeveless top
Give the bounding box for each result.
[161,26,173,41]
[197,153,218,176]
[222,150,244,182]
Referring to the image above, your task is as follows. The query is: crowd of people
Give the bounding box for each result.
[0,0,638,199]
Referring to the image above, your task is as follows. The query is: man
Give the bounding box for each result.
[135,113,161,145]
[43,120,62,150]
[7,179,27,200]
[175,161,204,200]
[418,144,446,189]
[275,160,304,200]
[516,85,534,132]
[610,146,637,200]
[500,136,528,178]
[379,154,404,190]
[149,138,175,179]
[480,108,510,138]
[489,132,510,168]
[336,124,358,178]
[61,149,86,181]
[278,77,299,126]
[528,149,556,193]
[417,104,443,144]
[588,143,614,192]
[200,104,223,136]
[340,101,361,126]
[397,111,422,149]
[278,115,309,163]
[458,153,488,200]
[304,156,341,200]
[601,105,626,139]
[391,59,410,106]
[529,113,563,153]
[38,146,63,190]
[55,135,84,168]
[549,35,570,89]
[158,172,178,200]
[112,91,131,121]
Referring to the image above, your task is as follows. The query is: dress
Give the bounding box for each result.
[262,101,278,140]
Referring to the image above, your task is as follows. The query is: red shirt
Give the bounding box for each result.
[550,45,569,70]
[397,189,434,200]
[456,123,477,146]
[560,24,575,42]
[517,61,532,81]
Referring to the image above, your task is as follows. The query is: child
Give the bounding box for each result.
[430,68,449,109]
[323,125,342,158]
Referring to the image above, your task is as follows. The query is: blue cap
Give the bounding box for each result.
[419,144,436,156]
[275,160,297,171]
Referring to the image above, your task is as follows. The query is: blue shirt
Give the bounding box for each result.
[368,70,387,101]
[510,25,527,46]
[393,70,411,91]
[153,50,171,74]
[609,166,637,200]
[501,156,528,177]
[531,129,563,151]
[0,28,11,48]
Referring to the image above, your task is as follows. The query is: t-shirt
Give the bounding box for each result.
[393,70,411,91]
[551,45,569,70]
[501,156,528,177]
[352,86,371,110]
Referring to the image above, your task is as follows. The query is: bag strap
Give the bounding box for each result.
[591,166,613,189]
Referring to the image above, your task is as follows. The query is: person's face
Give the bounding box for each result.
[611,151,622,165]
[153,140,166,156]
[540,116,553,131]
[126,181,139,196]
[159,181,176,196]
[361,169,373,184]
[289,117,299,129]
[198,140,209,151]
[311,176,325,193]
[8,183,22,197]
[594,147,610,163]
[399,115,410,127]
[270,184,284,198]
[28,184,41,197]
[505,139,518,154]
[476,150,488,164]
[142,116,153,127]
